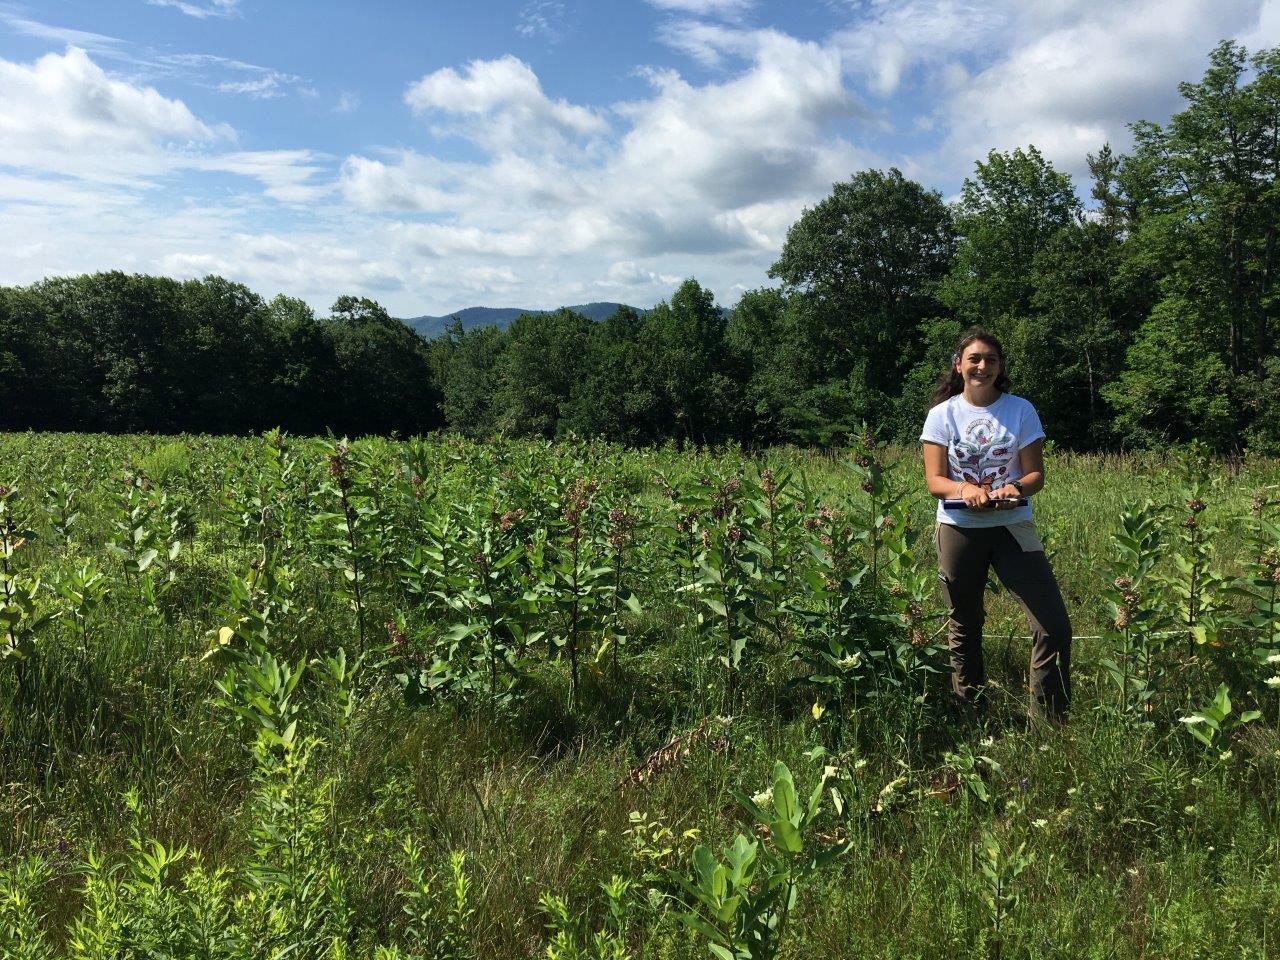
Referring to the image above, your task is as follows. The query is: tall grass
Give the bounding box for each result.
[1,432,1278,958]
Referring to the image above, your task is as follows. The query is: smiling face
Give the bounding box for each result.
[955,339,1003,392]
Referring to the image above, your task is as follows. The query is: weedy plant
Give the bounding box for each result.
[1228,495,1280,687]
[222,427,298,569]
[659,473,705,595]
[671,761,852,960]
[313,440,377,652]
[691,476,770,711]
[549,477,611,712]
[742,468,804,654]
[1162,466,1227,658]
[8,432,1280,958]
[52,558,107,665]
[873,478,947,752]
[211,622,359,958]
[540,879,635,960]
[1179,682,1261,760]
[0,484,55,688]
[845,426,909,596]
[206,560,305,666]
[793,502,870,747]
[1099,501,1169,722]
[41,469,81,547]
[601,497,643,680]
[105,467,185,608]
[943,744,1002,807]
[974,829,1033,960]
[64,792,240,960]
[398,838,475,960]
[408,487,541,708]
[0,855,55,960]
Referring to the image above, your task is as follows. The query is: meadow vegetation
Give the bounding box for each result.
[3,430,1280,958]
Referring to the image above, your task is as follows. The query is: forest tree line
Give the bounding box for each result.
[1,41,1277,452]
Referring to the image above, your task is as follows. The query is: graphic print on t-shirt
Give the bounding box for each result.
[948,417,1015,488]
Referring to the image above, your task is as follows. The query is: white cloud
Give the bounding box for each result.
[200,150,330,203]
[147,0,241,19]
[607,260,681,286]
[0,172,136,211]
[349,32,868,260]
[156,231,405,297]
[655,19,759,67]
[405,55,607,152]
[646,0,755,18]
[1,192,248,288]
[0,12,128,56]
[392,222,550,259]
[905,0,1275,180]
[0,46,226,182]
[335,91,361,113]
[833,0,1004,96]
[0,13,312,103]
[1242,0,1280,55]
[339,154,457,212]
[517,1,568,41]
[156,52,309,100]
[0,47,335,208]
[328,30,872,311]
[613,32,866,213]
[338,149,595,235]
[456,264,520,293]
[0,45,349,304]
[218,75,285,97]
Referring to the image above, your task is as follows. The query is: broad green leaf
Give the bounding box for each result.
[693,845,718,891]
[681,913,728,949]
[772,763,799,825]
[493,545,523,569]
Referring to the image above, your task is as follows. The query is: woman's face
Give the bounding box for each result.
[955,340,1002,390]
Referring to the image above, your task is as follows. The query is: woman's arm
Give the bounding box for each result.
[992,438,1045,498]
[922,443,955,500]
[921,442,988,504]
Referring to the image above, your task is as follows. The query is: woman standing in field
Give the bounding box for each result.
[920,328,1072,721]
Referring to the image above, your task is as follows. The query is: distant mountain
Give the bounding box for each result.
[403,302,637,339]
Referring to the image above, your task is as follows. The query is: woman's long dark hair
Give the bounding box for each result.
[930,327,1012,405]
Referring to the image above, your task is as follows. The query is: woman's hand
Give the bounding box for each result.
[989,484,1022,502]
[960,482,992,509]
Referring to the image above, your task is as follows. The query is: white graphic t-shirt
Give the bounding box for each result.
[920,392,1045,528]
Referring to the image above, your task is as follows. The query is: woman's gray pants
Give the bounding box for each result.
[935,522,1072,719]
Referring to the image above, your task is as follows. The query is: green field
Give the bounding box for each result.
[3,432,1280,959]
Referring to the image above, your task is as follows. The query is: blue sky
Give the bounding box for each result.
[2,0,1277,316]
